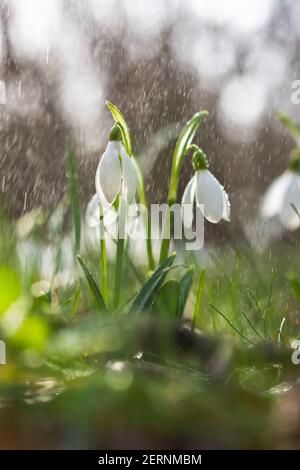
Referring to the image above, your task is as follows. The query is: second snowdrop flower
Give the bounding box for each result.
[260,150,300,230]
[182,147,230,227]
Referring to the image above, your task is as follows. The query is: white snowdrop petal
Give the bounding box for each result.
[195,170,224,223]
[260,171,292,218]
[86,193,118,233]
[95,141,121,205]
[95,179,111,208]
[279,173,300,230]
[222,188,231,221]
[119,145,137,203]
[181,175,196,228]
[86,193,100,227]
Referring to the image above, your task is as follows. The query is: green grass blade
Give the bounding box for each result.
[209,304,255,346]
[241,311,265,342]
[106,101,132,155]
[66,144,81,254]
[77,255,108,313]
[177,269,193,319]
[278,317,286,346]
[128,253,176,314]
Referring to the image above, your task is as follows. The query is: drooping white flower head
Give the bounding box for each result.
[95,125,137,208]
[182,148,230,227]
[260,151,300,230]
[86,125,137,228]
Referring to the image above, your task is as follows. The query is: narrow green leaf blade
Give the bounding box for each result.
[77,255,108,313]
[173,111,208,184]
[288,273,300,303]
[71,283,81,315]
[128,253,176,314]
[66,144,81,254]
[277,111,300,142]
[153,279,179,317]
[177,269,193,319]
[192,269,205,328]
[106,101,132,155]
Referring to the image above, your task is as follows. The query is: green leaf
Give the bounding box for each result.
[130,156,155,270]
[169,110,208,203]
[277,111,300,143]
[288,273,300,303]
[192,269,205,328]
[77,255,108,313]
[106,101,132,155]
[128,253,176,314]
[113,197,126,309]
[71,283,81,315]
[177,269,193,319]
[66,144,81,254]
[153,279,180,317]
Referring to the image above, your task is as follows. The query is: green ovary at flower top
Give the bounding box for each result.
[182,147,230,227]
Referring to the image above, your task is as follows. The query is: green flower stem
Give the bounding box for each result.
[99,204,108,305]
[159,159,184,264]
[132,156,155,271]
[113,196,126,309]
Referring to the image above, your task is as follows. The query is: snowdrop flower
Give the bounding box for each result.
[86,125,137,228]
[95,125,137,207]
[182,147,230,226]
[260,150,300,230]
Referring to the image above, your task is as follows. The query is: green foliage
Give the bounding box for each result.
[177,269,193,319]
[288,272,300,303]
[192,269,205,328]
[153,279,180,317]
[128,254,176,314]
[168,110,208,204]
[277,111,300,143]
[0,266,21,315]
[77,255,108,313]
[66,144,81,254]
